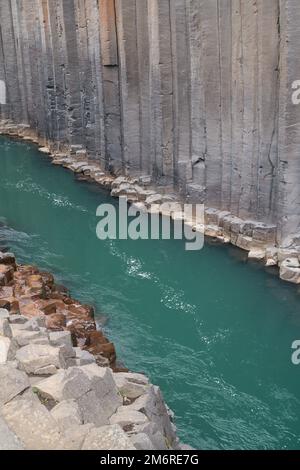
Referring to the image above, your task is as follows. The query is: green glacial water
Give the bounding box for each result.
[0,136,299,449]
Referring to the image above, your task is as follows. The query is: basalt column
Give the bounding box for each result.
[1,1,300,242]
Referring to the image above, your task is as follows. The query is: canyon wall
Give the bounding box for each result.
[0,0,300,243]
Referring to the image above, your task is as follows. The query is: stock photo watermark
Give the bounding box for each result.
[0,80,6,105]
[96,197,205,251]
[292,80,300,105]
[291,340,300,365]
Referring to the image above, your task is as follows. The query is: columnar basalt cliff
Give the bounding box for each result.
[1,1,300,245]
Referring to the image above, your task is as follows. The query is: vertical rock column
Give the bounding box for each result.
[99,0,122,172]
[278,0,300,242]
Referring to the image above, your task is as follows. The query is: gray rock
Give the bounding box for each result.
[0,318,12,338]
[49,331,74,359]
[1,390,63,450]
[125,386,176,447]
[110,407,148,428]
[8,315,28,325]
[16,344,66,375]
[82,425,135,450]
[49,331,73,349]
[59,423,95,450]
[280,258,300,284]
[51,399,83,428]
[0,364,30,405]
[131,422,168,450]
[0,309,10,320]
[78,364,122,425]
[22,317,46,330]
[0,337,15,363]
[14,330,47,347]
[33,370,66,402]
[113,372,149,399]
[0,416,24,450]
[36,365,122,427]
[130,433,155,450]
[73,347,95,366]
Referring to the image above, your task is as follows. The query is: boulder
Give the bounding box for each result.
[14,330,47,347]
[82,424,135,450]
[280,259,300,284]
[0,264,14,285]
[49,331,73,349]
[0,337,15,363]
[16,344,67,375]
[51,399,83,428]
[2,391,62,450]
[0,308,9,320]
[76,365,122,426]
[248,249,266,261]
[49,331,75,359]
[34,370,66,402]
[46,313,66,330]
[60,423,95,450]
[130,422,168,450]
[73,347,95,366]
[110,407,148,428]
[125,386,176,447]
[0,364,30,404]
[235,235,253,251]
[36,365,121,426]
[130,433,155,450]
[113,372,149,399]
[0,318,12,338]
[0,416,24,450]
[8,314,28,324]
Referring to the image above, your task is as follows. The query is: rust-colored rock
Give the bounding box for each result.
[0,297,19,313]
[0,264,14,285]
[45,312,67,330]
[36,299,57,315]
[19,302,45,318]
[0,259,117,368]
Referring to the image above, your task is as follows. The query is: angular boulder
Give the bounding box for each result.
[0,364,30,405]
[16,344,67,375]
[113,372,149,399]
[1,391,63,450]
[82,424,135,450]
[51,399,83,428]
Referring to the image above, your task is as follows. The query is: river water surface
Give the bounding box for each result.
[0,136,299,449]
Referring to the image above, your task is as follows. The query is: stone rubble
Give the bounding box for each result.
[0,249,188,450]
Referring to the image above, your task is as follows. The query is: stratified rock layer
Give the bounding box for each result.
[1,0,300,245]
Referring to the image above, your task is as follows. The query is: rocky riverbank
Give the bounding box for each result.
[0,249,188,450]
[1,121,300,285]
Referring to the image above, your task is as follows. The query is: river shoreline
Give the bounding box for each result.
[1,120,300,286]
[0,248,188,450]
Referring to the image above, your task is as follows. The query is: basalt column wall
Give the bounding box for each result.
[1,1,300,242]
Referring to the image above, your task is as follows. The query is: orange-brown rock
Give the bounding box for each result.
[0,264,14,285]
[85,330,109,346]
[45,312,67,330]
[0,297,19,313]
[0,259,117,367]
[67,303,94,320]
[36,299,57,315]
[19,302,45,318]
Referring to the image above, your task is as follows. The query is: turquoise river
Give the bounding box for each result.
[0,136,299,449]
